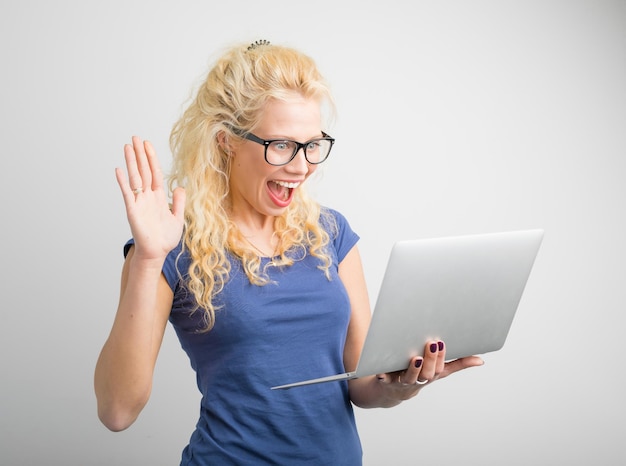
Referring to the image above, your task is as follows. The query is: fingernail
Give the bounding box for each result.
[430,343,438,353]
[438,341,444,351]
[414,359,423,368]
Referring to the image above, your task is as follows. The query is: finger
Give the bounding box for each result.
[115,166,135,208]
[400,356,425,384]
[124,141,143,194]
[132,136,152,191]
[417,341,441,381]
[435,340,446,374]
[143,139,160,191]
[442,356,484,378]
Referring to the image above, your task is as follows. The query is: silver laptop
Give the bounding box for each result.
[271,229,544,390]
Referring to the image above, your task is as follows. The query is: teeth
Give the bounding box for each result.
[273,180,300,189]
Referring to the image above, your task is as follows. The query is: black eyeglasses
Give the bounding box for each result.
[242,132,335,166]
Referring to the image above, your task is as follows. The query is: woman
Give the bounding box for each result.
[94,40,483,465]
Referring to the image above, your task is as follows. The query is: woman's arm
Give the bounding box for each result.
[94,247,173,431]
[94,136,185,431]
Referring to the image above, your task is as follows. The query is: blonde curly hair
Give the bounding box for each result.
[168,41,337,331]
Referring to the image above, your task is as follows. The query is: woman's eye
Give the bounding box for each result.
[272,141,291,151]
[306,141,320,152]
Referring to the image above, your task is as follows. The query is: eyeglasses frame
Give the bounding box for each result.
[242,131,335,166]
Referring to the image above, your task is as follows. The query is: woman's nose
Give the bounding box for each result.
[286,148,311,174]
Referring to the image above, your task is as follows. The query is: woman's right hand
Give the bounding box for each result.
[115,136,186,262]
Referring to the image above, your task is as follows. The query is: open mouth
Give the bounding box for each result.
[267,180,300,206]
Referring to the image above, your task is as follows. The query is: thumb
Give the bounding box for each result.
[171,187,186,221]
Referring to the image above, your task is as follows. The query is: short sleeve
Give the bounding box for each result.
[322,207,360,262]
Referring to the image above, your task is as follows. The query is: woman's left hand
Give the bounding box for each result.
[375,340,484,400]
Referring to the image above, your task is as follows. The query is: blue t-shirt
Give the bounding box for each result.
[130,208,362,465]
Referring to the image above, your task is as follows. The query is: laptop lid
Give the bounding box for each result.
[272,229,544,390]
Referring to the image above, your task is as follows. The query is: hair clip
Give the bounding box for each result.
[247,39,271,51]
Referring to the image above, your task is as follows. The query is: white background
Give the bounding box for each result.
[1,0,624,464]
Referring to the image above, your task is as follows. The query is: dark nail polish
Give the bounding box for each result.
[414,359,423,368]
[438,341,444,351]
[430,343,438,353]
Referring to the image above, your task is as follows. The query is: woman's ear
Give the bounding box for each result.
[217,131,234,155]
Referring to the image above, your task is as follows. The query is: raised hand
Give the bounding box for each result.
[115,136,186,261]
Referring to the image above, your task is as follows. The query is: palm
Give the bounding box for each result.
[116,136,186,261]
